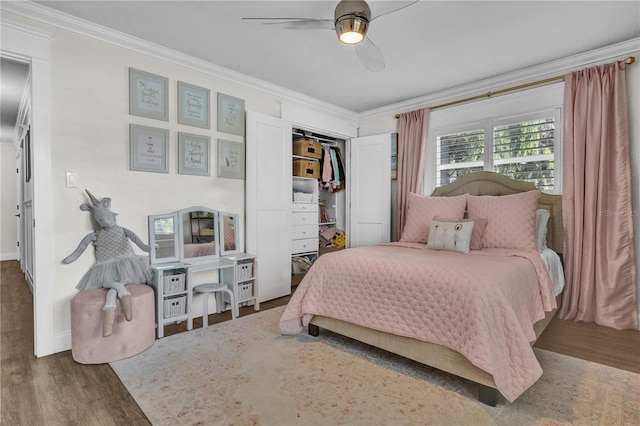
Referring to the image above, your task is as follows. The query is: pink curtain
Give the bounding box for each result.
[559,61,638,330]
[393,108,430,241]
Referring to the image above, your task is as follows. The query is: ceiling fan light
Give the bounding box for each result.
[335,16,368,44]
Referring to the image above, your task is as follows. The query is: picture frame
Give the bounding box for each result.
[217,139,245,179]
[129,68,169,121]
[129,124,170,173]
[178,132,210,176]
[217,93,245,136]
[177,81,210,129]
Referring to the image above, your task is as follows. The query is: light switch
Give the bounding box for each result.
[66,172,78,188]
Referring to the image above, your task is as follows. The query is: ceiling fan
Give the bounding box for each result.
[242,0,419,72]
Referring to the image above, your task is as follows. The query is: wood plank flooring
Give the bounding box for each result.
[2,260,639,425]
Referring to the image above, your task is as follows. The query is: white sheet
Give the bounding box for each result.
[540,248,565,296]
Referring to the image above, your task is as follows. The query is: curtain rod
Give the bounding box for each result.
[394,56,636,118]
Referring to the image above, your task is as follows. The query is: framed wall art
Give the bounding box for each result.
[129,124,169,173]
[178,132,210,176]
[217,139,245,179]
[217,93,245,136]
[129,68,169,121]
[177,82,210,129]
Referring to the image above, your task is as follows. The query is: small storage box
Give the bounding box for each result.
[163,295,186,318]
[293,192,314,202]
[238,282,253,301]
[163,273,185,294]
[293,159,320,179]
[293,139,322,159]
[237,260,253,281]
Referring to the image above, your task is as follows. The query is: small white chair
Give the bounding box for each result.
[193,283,237,327]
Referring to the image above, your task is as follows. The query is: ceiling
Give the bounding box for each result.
[2,1,639,135]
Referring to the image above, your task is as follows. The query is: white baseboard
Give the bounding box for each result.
[55,332,72,353]
[0,252,19,261]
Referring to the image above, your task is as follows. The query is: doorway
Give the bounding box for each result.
[2,21,55,357]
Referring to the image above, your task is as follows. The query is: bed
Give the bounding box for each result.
[280,171,564,406]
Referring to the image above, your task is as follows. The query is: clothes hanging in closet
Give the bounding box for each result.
[319,146,346,192]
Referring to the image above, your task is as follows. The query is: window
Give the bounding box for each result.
[435,110,560,191]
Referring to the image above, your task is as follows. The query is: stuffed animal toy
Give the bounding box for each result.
[63,190,153,337]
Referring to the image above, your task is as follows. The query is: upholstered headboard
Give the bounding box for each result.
[431,171,563,253]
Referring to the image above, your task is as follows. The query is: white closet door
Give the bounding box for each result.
[348,134,392,247]
[246,111,292,302]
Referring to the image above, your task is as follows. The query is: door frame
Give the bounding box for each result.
[2,20,56,357]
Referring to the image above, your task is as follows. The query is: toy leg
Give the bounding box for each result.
[103,288,117,337]
[103,282,132,322]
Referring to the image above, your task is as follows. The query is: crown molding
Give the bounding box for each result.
[1,0,360,122]
[360,37,640,120]
[3,2,638,125]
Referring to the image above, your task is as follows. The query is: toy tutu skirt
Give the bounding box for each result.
[75,255,154,290]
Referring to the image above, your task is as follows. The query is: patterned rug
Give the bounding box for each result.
[111,306,639,425]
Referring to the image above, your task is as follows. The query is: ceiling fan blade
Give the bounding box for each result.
[241,18,334,30]
[355,37,385,72]
[369,0,419,21]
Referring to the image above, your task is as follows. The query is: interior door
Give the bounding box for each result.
[348,134,392,247]
[246,111,292,302]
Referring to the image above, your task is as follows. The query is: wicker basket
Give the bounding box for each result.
[293,139,322,159]
[237,260,253,281]
[163,295,186,318]
[163,273,185,294]
[293,159,320,179]
[238,283,253,301]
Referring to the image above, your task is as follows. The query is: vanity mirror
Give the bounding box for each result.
[219,212,240,256]
[149,206,241,265]
[148,212,179,264]
[179,207,219,262]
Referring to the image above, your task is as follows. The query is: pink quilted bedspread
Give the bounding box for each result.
[280,242,556,402]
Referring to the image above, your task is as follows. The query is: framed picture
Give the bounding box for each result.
[217,93,245,136]
[177,82,210,129]
[217,139,245,179]
[391,133,398,180]
[129,124,169,173]
[178,132,210,176]
[129,68,169,121]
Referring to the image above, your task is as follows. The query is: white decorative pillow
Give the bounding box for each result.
[399,193,467,244]
[466,190,541,251]
[427,220,475,254]
[536,209,550,252]
[433,216,488,250]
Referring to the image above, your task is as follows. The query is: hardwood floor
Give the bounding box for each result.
[2,259,639,425]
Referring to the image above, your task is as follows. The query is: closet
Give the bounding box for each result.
[246,108,392,303]
[291,129,348,286]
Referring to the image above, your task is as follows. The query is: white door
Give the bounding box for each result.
[246,111,292,302]
[348,134,392,247]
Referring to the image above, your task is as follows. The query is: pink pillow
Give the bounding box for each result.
[466,191,541,250]
[399,193,467,244]
[433,216,488,250]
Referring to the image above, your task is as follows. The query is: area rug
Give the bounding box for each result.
[111,306,639,425]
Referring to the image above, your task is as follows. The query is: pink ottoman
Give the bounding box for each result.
[70,284,155,364]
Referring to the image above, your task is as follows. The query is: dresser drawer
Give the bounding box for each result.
[292,238,318,254]
[292,203,318,213]
[292,212,317,226]
[292,225,317,240]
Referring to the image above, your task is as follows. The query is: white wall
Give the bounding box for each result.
[1,11,292,348]
[359,50,640,327]
[1,143,18,260]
